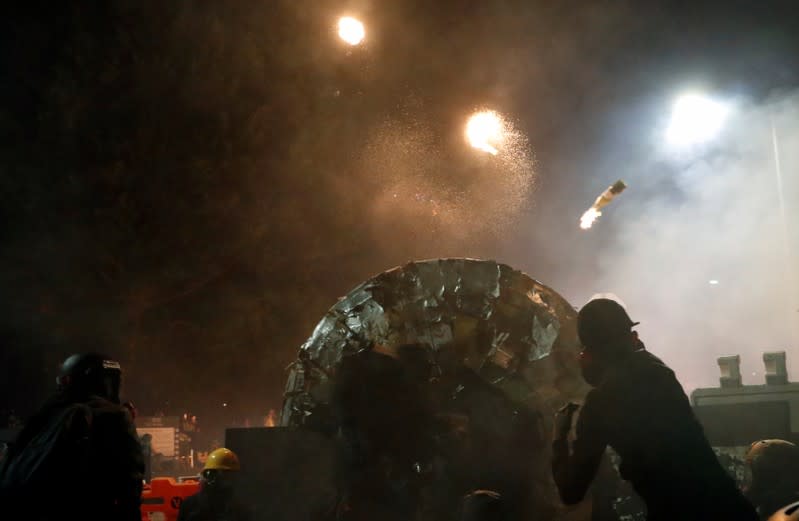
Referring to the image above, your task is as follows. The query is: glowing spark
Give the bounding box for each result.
[466,110,503,155]
[666,94,728,146]
[338,17,365,46]
[580,207,602,229]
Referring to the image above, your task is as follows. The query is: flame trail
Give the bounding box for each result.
[580,207,602,229]
[579,180,627,230]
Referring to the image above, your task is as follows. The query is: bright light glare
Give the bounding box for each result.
[338,17,365,45]
[708,279,719,285]
[466,111,503,155]
[666,94,728,146]
[580,207,601,230]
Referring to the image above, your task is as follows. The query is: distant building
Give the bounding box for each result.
[691,351,799,446]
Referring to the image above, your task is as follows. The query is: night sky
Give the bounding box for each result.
[2,1,798,428]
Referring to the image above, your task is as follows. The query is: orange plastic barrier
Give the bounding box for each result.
[141,477,200,521]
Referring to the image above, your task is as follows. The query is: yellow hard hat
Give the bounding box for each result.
[203,448,240,471]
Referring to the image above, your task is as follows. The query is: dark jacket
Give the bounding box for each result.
[747,488,799,520]
[177,488,251,521]
[552,350,757,521]
[2,393,143,521]
[330,350,435,520]
[84,395,144,521]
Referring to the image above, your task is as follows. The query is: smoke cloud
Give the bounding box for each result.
[1,0,797,423]
[358,103,536,253]
[569,93,799,392]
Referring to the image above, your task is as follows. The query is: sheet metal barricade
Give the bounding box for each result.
[141,477,200,521]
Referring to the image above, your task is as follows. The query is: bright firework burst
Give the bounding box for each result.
[338,17,365,46]
[466,110,504,155]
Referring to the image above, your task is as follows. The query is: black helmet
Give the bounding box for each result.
[746,439,799,475]
[460,490,506,521]
[577,298,639,349]
[745,439,799,501]
[56,353,122,403]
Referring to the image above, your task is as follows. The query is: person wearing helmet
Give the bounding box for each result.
[0,352,144,521]
[459,490,507,521]
[329,347,435,521]
[551,298,758,521]
[744,440,799,519]
[178,447,250,521]
[768,501,799,521]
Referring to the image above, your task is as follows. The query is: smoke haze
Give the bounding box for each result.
[1,1,797,424]
[558,94,799,392]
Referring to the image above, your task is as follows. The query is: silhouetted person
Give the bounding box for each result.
[141,432,153,482]
[178,448,250,521]
[0,352,144,521]
[552,299,757,521]
[744,440,799,520]
[460,490,507,521]
[331,347,435,521]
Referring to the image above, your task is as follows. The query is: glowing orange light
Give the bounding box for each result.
[466,110,503,155]
[338,17,365,45]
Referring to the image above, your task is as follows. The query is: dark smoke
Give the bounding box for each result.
[0,1,797,426]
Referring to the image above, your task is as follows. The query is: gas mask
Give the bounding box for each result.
[101,370,122,404]
[201,469,234,495]
[579,349,606,387]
